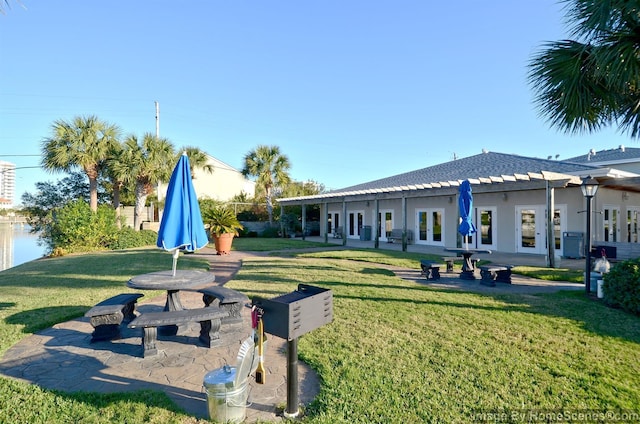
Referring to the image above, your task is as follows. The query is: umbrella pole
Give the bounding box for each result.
[172,250,179,276]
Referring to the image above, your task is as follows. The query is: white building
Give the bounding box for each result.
[0,161,15,208]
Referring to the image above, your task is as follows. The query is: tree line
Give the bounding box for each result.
[21,115,324,254]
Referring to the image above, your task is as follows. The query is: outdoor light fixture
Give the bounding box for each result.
[581,176,599,294]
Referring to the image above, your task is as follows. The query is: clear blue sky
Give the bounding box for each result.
[0,0,632,203]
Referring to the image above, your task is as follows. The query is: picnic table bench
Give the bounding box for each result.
[128,307,228,357]
[191,286,249,326]
[388,229,413,244]
[420,260,445,280]
[479,264,513,286]
[85,293,144,342]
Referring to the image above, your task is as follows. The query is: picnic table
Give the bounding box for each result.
[127,269,215,335]
[444,248,492,280]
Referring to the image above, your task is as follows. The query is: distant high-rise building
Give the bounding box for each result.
[0,161,16,208]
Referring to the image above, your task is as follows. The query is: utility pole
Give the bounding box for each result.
[155,101,161,220]
[155,101,160,138]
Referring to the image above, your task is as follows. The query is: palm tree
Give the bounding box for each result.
[182,146,214,178]
[120,133,175,230]
[242,145,291,225]
[103,141,131,228]
[41,115,121,212]
[528,0,640,137]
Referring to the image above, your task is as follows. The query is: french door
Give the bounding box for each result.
[415,208,444,246]
[516,206,545,254]
[476,207,497,250]
[603,205,621,242]
[627,207,640,243]
[377,210,393,242]
[515,205,566,255]
[348,211,364,239]
[328,211,340,235]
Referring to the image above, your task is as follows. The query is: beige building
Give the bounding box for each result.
[158,154,255,202]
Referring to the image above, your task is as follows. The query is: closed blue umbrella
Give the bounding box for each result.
[458,179,477,249]
[157,152,209,275]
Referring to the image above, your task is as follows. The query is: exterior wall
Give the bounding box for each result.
[157,156,255,203]
[190,163,255,201]
[318,185,640,257]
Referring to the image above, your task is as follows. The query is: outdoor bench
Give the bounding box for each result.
[85,293,144,342]
[388,229,413,244]
[420,260,445,280]
[128,308,228,357]
[442,256,458,273]
[479,264,513,286]
[333,226,343,239]
[190,286,249,326]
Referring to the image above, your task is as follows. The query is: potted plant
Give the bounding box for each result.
[203,206,244,255]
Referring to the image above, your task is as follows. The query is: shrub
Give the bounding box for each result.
[48,200,118,253]
[260,226,281,238]
[603,258,640,315]
[109,228,158,250]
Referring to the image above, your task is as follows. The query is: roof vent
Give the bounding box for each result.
[620,144,626,152]
[482,148,488,154]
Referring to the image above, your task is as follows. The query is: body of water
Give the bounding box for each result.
[0,223,47,271]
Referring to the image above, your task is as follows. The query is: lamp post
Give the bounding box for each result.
[581,176,599,294]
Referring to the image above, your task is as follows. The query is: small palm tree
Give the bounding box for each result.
[203,206,244,237]
[41,115,121,213]
[242,145,291,225]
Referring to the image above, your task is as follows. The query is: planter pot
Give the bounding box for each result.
[213,233,235,255]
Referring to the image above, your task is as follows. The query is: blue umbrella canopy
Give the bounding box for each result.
[458,180,477,245]
[157,153,209,275]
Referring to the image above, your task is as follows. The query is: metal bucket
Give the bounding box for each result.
[203,365,248,423]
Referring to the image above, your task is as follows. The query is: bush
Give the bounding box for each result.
[260,226,281,238]
[42,200,159,254]
[48,200,118,253]
[603,258,640,315]
[109,228,158,250]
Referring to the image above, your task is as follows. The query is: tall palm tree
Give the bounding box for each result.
[528,0,640,137]
[41,115,121,212]
[242,145,291,225]
[119,133,175,230]
[103,141,131,228]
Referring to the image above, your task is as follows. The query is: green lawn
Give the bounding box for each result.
[0,241,638,423]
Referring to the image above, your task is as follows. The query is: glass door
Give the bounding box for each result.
[415,209,444,246]
[476,207,496,250]
[603,205,621,242]
[348,211,364,239]
[377,210,393,242]
[516,206,545,254]
[328,211,340,235]
[627,207,640,243]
